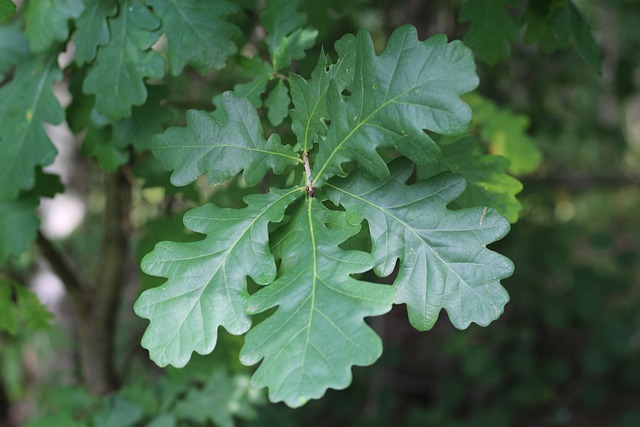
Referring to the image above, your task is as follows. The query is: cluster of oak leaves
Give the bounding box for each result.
[133,26,514,408]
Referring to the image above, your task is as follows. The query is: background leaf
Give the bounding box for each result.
[312,26,478,185]
[83,0,165,119]
[73,0,117,66]
[240,199,395,407]
[148,0,241,75]
[0,53,63,199]
[0,197,40,262]
[0,0,15,23]
[24,0,84,52]
[264,79,290,126]
[135,188,301,368]
[325,159,514,331]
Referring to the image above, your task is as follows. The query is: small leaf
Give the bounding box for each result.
[325,158,514,331]
[148,0,241,75]
[172,370,236,427]
[135,188,301,368]
[0,53,63,199]
[264,79,290,126]
[83,0,165,119]
[289,34,356,152]
[151,91,300,187]
[428,137,523,223]
[227,56,274,108]
[312,26,478,185]
[82,126,129,172]
[73,0,117,66]
[261,0,317,70]
[24,0,84,52]
[0,0,16,23]
[0,197,39,263]
[459,0,522,65]
[240,198,395,407]
[467,93,541,175]
[92,396,144,427]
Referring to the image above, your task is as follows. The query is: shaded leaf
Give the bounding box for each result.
[82,126,128,172]
[227,56,274,108]
[0,23,30,80]
[135,188,301,368]
[429,137,523,223]
[467,93,541,175]
[24,0,84,52]
[151,91,300,187]
[325,158,514,331]
[0,197,38,262]
[459,0,522,65]
[93,396,144,427]
[312,26,478,185]
[264,79,290,126]
[240,198,395,407]
[148,0,240,75]
[73,0,117,66]
[261,0,317,70]
[172,370,236,427]
[0,53,63,199]
[0,0,15,23]
[83,0,165,119]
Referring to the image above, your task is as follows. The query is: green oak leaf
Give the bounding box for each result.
[467,93,541,175]
[549,0,602,75]
[312,25,478,185]
[83,0,165,120]
[325,159,514,331]
[73,0,117,66]
[0,23,30,80]
[459,0,522,65]
[261,0,317,70]
[240,198,396,407]
[24,0,84,52]
[135,188,301,368]
[92,396,143,427]
[0,0,16,23]
[148,0,240,75]
[428,137,523,223]
[225,56,274,108]
[82,126,128,172]
[523,0,569,53]
[152,91,301,187]
[289,34,356,152]
[0,197,39,262]
[0,53,63,199]
[172,370,238,427]
[264,79,290,126]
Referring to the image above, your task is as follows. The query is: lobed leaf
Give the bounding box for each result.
[429,137,523,223]
[0,53,63,199]
[0,23,30,81]
[459,0,522,65]
[325,158,514,331]
[24,0,84,52]
[135,188,301,368]
[83,0,165,119]
[148,0,241,75]
[73,0,117,66]
[0,0,15,23]
[0,197,39,263]
[240,198,396,407]
[264,79,290,127]
[312,25,478,185]
[152,91,301,187]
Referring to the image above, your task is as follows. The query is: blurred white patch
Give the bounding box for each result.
[31,266,65,309]
[39,194,85,239]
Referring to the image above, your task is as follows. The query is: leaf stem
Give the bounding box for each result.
[303,152,314,198]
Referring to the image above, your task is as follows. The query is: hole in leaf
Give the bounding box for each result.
[341,88,352,97]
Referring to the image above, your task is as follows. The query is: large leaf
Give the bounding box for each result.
[151,91,301,187]
[467,93,541,175]
[312,25,478,185]
[459,0,522,65]
[0,53,63,199]
[289,34,356,152]
[0,197,40,262]
[148,0,240,75]
[135,188,301,368]
[325,159,514,331]
[24,0,84,52]
[73,0,117,66]
[240,198,396,407]
[83,0,165,119]
[429,137,523,223]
